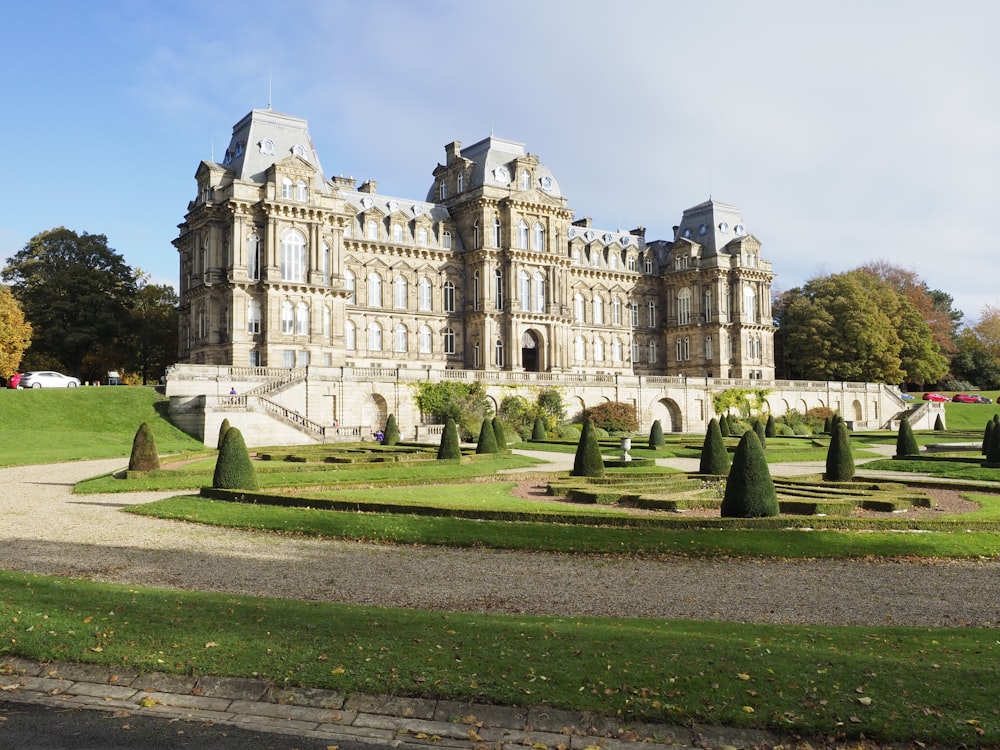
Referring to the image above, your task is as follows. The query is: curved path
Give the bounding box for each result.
[1,458,998,627]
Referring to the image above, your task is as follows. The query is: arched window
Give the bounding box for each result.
[443,280,455,313]
[591,249,601,267]
[648,300,657,327]
[394,274,407,309]
[442,230,452,249]
[678,288,692,325]
[705,334,713,360]
[532,222,544,252]
[296,179,308,201]
[574,336,585,362]
[632,340,640,363]
[473,270,480,310]
[281,300,294,334]
[492,218,501,247]
[281,177,293,199]
[644,254,653,273]
[247,299,261,334]
[369,322,382,351]
[518,220,529,249]
[418,277,432,311]
[519,270,530,310]
[703,289,713,323]
[443,326,455,355]
[392,224,403,243]
[368,272,382,308]
[473,220,481,249]
[345,320,356,350]
[419,325,432,353]
[494,268,503,310]
[532,271,545,312]
[495,338,504,367]
[295,301,309,335]
[394,324,408,353]
[611,297,622,326]
[594,338,604,362]
[344,269,356,304]
[648,339,658,364]
[247,233,260,281]
[473,341,481,368]
[593,295,604,325]
[612,338,623,362]
[574,294,585,323]
[608,251,618,270]
[630,301,639,327]
[280,229,306,282]
[743,285,758,322]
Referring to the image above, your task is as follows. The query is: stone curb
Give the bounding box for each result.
[0,656,784,750]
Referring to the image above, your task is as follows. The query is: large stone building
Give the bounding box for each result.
[174,108,776,381]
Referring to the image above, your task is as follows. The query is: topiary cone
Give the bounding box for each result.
[895,418,919,458]
[648,419,665,450]
[721,430,778,518]
[217,418,231,450]
[572,417,605,478]
[699,418,730,475]
[382,414,400,445]
[492,417,508,453]
[128,422,160,472]
[475,418,499,454]
[437,417,461,460]
[531,415,547,441]
[212,427,259,490]
[824,420,855,482]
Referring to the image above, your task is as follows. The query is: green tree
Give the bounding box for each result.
[2,228,138,380]
[952,308,1000,389]
[412,381,490,440]
[126,276,178,384]
[698,418,730,475]
[475,418,498,454]
[531,415,547,441]
[212,427,259,490]
[437,417,461,460]
[0,286,32,378]
[572,417,605,478]
[895,418,919,458]
[127,422,160,472]
[721,430,778,518]
[491,417,508,453]
[824,421,855,482]
[648,419,665,449]
[382,414,400,445]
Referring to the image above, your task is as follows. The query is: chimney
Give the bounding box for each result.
[358,180,377,194]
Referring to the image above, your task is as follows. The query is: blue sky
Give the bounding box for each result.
[2,0,997,323]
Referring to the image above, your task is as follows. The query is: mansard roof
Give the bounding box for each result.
[426,135,563,200]
[674,199,748,257]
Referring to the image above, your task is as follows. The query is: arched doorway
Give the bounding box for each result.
[521,330,541,372]
[650,397,684,432]
[362,393,388,435]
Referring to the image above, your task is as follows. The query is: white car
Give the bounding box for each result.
[20,371,81,388]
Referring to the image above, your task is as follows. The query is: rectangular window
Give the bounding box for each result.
[630,302,639,327]
[283,350,295,368]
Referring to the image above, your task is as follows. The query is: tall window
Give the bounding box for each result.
[247,299,261,334]
[612,338,623,362]
[443,326,455,355]
[518,220,529,250]
[594,338,604,362]
[443,280,455,313]
[648,300,657,327]
[519,270,530,310]
[494,268,503,310]
[419,325,432,354]
[532,222,544,252]
[439,181,446,200]
[632,340,640,363]
[648,339,658,364]
[417,227,427,246]
[611,297,621,326]
[743,285,758,322]
[495,338,504,367]
[678,288,692,325]
[344,269,356,304]
[280,229,306,282]
[574,336,585,362]
[675,336,690,361]
[703,289,713,322]
[394,274,407,309]
[631,302,639,327]
[295,301,309,335]
[644,255,653,274]
[492,218,501,247]
[574,294,585,323]
[281,301,294,334]
[368,272,382,308]
[457,173,465,193]
[281,177,293,199]
[705,334,713,360]
[520,170,530,190]
[473,270,480,311]
[321,242,330,283]
[442,230,452,249]
[532,271,545,313]
[627,255,636,271]
[473,342,480,368]
[367,220,378,240]
[392,224,403,243]
[323,305,331,338]
[418,277,432,311]
[345,320,356,350]
[593,295,604,325]
[369,322,382,351]
[247,233,260,281]
[473,220,481,249]
[296,179,308,201]
[394,324,408,353]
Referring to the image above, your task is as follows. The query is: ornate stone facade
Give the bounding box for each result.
[175,109,775,380]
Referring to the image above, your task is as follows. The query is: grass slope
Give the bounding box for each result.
[0,387,204,466]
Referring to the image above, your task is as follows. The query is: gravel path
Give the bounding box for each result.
[2,458,999,627]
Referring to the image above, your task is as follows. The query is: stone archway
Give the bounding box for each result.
[650,397,684,432]
[852,399,864,421]
[521,329,541,372]
[362,393,388,435]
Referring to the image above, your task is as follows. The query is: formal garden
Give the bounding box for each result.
[3,387,1000,746]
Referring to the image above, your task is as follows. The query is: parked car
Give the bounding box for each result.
[922,392,949,402]
[899,391,914,400]
[952,394,980,403]
[6,373,22,389]
[20,371,81,388]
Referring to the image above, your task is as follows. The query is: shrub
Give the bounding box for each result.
[648,419,664,449]
[382,414,400,445]
[584,401,638,433]
[933,413,945,431]
[217,418,231,450]
[498,395,533,441]
[212,427,259,490]
[699,418,730,475]
[413,380,490,441]
[983,420,994,456]
[128,422,160,472]
[764,414,776,438]
[491,417,508,452]
[437,417,461,460]
[555,423,580,439]
[986,420,1000,467]
[531,415,548,441]
[721,430,778,518]
[824,421,855,481]
[475,419,499,454]
[823,416,832,435]
[572,417,605,478]
[895,419,919,458]
[718,414,730,437]
[753,418,767,450]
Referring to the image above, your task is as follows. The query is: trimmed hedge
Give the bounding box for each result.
[128,422,160,472]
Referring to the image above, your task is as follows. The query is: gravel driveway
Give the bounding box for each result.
[2,458,998,627]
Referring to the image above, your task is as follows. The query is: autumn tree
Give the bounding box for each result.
[2,228,138,380]
[952,306,1000,389]
[0,286,32,378]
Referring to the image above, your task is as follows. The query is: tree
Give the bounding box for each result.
[0,286,31,378]
[986,420,1000,468]
[572,417,605,478]
[952,307,1000,389]
[212,427,259,490]
[765,414,776,438]
[983,420,994,457]
[648,419,665,449]
[721,430,778,518]
[719,414,731,437]
[475,418,499,454]
[699,418,730,475]
[895,418,919,458]
[217,418,231,450]
[585,401,638,432]
[531,415,547,441]
[824,421,855,482]
[2,228,138,380]
[491,417,508,453]
[128,422,160,472]
[126,276,178,384]
[382,414,400,445]
[413,380,490,440]
[753,419,767,450]
[437,417,461,460]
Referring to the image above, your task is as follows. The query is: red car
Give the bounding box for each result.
[6,373,21,389]
[922,392,949,402]
[952,394,981,403]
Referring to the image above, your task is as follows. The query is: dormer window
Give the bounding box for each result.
[281,177,294,200]
[439,180,446,200]
[296,179,308,201]
[519,170,530,190]
[457,173,465,193]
